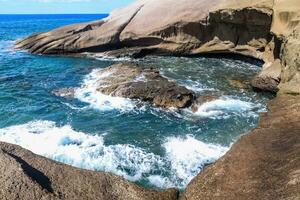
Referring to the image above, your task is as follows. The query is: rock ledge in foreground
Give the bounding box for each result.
[0,141,178,200]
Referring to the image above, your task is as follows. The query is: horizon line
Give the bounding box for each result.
[0,13,109,15]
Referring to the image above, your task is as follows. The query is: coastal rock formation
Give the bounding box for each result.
[181,94,300,200]
[0,141,178,200]
[15,0,273,58]
[279,24,300,94]
[15,0,300,94]
[11,0,300,199]
[251,59,281,92]
[91,63,195,108]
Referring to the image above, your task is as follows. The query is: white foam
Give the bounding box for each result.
[84,53,131,62]
[0,121,229,189]
[161,135,228,188]
[192,98,255,118]
[0,40,15,54]
[75,68,136,112]
[0,120,161,182]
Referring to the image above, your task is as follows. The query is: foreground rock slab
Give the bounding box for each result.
[0,141,178,200]
[92,63,195,108]
[181,94,300,200]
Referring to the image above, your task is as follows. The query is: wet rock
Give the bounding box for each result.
[94,63,196,109]
[191,92,221,113]
[0,142,178,200]
[52,87,75,99]
[228,79,250,90]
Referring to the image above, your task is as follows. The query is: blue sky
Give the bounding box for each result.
[0,0,134,14]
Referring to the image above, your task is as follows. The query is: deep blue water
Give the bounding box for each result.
[0,14,272,189]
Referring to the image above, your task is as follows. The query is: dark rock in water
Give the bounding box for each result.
[0,142,178,200]
[52,87,76,99]
[95,63,196,108]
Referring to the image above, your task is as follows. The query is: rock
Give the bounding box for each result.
[181,94,300,200]
[0,141,178,200]
[15,0,273,59]
[11,0,300,199]
[251,59,282,92]
[191,92,221,113]
[271,0,300,38]
[14,0,300,95]
[93,63,195,108]
[51,87,76,98]
[278,24,300,94]
[228,79,250,90]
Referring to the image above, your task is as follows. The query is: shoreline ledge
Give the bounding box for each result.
[7,0,300,199]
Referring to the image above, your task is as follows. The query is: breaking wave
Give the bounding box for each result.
[0,120,228,189]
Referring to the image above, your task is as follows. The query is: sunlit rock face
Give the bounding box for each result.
[15,0,274,59]
[16,0,300,93]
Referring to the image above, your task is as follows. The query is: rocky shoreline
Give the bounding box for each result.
[4,0,300,199]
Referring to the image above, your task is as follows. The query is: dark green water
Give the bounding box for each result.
[0,14,272,189]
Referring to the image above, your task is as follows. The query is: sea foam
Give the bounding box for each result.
[75,68,136,112]
[0,120,228,189]
[191,98,256,118]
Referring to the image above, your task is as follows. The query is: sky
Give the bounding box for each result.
[0,0,135,14]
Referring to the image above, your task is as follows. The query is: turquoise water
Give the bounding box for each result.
[0,14,272,189]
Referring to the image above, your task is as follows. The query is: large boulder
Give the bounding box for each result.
[0,141,178,200]
[15,0,274,60]
[90,63,196,108]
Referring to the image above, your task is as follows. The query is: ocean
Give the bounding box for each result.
[0,14,272,189]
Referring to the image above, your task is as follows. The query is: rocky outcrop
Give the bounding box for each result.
[11,0,300,199]
[0,141,178,200]
[278,24,300,94]
[15,0,274,58]
[251,59,281,92]
[15,0,300,94]
[181,94,300,200]
[91,63,195,108]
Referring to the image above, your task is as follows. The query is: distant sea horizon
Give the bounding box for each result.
[0,13,109,15]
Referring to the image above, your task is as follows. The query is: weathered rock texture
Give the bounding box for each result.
[92,63,195,108]
[0,141,178,200]
[15,0,300,94]
[10,0,300,199]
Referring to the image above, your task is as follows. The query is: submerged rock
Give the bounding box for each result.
[0,141,178,200]
[92,63,196,109]
[52,87,76,98]
[228,79,250,90]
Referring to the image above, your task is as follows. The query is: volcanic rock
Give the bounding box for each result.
[92,63,196,108]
